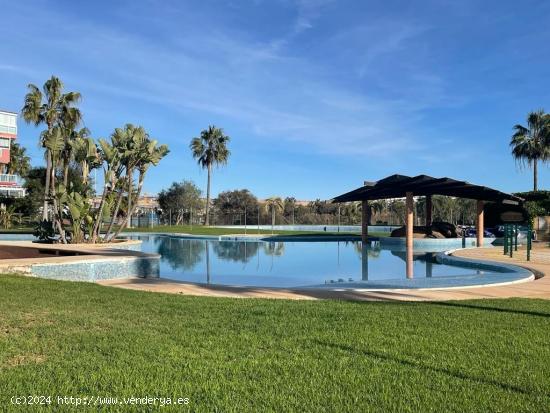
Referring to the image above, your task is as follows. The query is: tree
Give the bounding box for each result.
[388,199,406,224]
[283,197,297,223]
[107,125,169,241]
[0,205,16,229]
[21,76,82,221]
[22,167,46,216]
[68,128,99,187]
[510,110,550,191]
[368,200,385,224]
[340,201,361,225]
[158,181,203,225]
[264,197,284,230]
[213,189,258,225]
[20,77,169,244]
[190,125,230,225]
[7,142,31,177]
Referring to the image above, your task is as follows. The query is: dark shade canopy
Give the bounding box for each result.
[332,174,523,204]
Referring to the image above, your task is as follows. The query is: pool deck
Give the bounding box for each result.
[98,244,550,301]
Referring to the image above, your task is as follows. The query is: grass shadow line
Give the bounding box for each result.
[313,340,539,397]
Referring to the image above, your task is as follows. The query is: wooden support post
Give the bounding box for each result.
[476,200,484,247]
[425,195,432,227]
[361,200,369,244]
[406,192,414,278]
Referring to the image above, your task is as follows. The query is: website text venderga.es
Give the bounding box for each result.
[10,395,190,407]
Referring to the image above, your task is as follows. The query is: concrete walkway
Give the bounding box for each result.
[98,244,550,301]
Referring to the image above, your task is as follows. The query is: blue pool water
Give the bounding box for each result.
[123,234,499,288]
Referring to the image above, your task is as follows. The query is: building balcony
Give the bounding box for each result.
[0,174,25,198]
[0,174,19,185]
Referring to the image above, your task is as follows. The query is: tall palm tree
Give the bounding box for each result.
[510,110,550,191]
[190,126,230,225]
[21,76,82,220]
[7,142,31,177]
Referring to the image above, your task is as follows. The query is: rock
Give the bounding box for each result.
[390,222,461,239]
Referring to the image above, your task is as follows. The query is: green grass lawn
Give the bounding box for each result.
[0,227,35,234]
[123,224,388,239]
[0,223,390,239]
[1,275,549,412]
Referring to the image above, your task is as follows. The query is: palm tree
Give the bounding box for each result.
[0,205,16,229]
[264,197,284,233]
[105,124,169,241]
[369,200,385,224]
[70,131,99,187]
[190,126,230,225]
[7,142,31,177]
[510,110,550,191]
[21,76,82,220]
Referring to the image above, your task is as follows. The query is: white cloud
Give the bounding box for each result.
[0,0,456,159]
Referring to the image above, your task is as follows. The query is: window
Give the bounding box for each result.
[0,138,10,148]
[0,113,16,126]
[0,125,16,134]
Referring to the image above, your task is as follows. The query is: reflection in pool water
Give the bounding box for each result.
[127,235,489,288]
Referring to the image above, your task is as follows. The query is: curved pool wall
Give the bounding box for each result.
[0,236,159,281]
[28,254,159,282]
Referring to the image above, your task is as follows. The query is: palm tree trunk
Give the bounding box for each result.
[51,194,67,244]
[104,189,124,239]
[533,159,538,191]
[63,162,69,188]
[126,169,133,229]
[42,150,52,221]
[48,165,67,244]
[110,170,145,242]
[205,163,211,226]
[91,185,111,243]
[82,161,89,186]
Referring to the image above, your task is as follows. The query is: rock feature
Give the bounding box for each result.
[390,222,462,239]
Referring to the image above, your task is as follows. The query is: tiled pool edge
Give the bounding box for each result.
[30,254,160,282]
[0,240,160,282]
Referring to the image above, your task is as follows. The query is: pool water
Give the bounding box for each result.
[125,234,492,288]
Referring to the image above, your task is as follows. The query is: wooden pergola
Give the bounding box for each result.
[332,174,523,278]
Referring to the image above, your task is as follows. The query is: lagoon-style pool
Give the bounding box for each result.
[122,234,514,289]
[0,233,531,289]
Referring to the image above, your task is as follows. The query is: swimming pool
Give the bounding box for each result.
[121,234,528,289]
[0,233,531,288]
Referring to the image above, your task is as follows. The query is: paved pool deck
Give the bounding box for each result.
[98,244,550,301]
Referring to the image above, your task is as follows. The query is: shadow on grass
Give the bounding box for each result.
[313,340,535,396]
[428,301,550,318]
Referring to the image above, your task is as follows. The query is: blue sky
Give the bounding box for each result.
[1,0,549,200]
